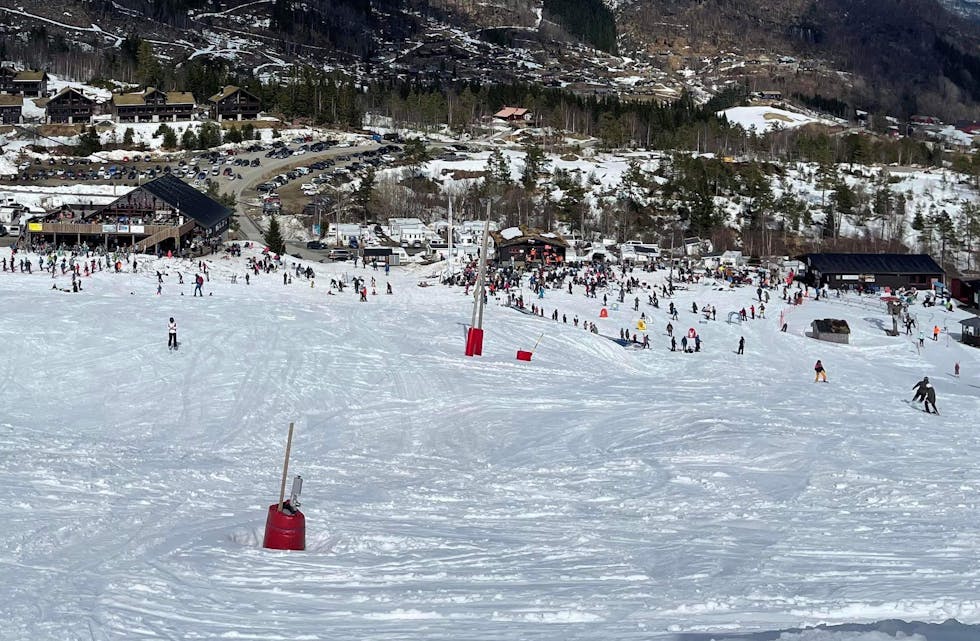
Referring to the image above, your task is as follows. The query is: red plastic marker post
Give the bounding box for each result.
[263,422,305,550]
[515,333,543,362]
[465,327,484,356]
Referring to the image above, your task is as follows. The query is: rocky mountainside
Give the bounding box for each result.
[616,0,980,119]
[0,0,978,119]
[940,0,980,22]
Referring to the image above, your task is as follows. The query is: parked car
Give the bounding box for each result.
[306,240,325,250]
[327,248,353,261]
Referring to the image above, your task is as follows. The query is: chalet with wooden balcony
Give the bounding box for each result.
[111,87,195,123]
[208,85,261,121]
[0,67,48,96]
[43,87,95,124]
[0,94,23,124]
[26,175,232,253]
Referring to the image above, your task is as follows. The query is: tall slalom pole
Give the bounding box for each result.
[447,195,454,278]
[466,204,491,356]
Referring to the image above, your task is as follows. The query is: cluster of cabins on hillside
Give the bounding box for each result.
[0,67,261,125]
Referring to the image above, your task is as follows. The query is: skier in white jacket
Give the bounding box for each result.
[168,317,177,351]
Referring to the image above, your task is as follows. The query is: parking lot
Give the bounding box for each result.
[0,133,405,254]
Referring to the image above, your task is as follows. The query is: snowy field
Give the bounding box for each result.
[2,248,980,641]
[720,107,833,133]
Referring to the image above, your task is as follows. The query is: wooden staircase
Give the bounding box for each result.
[135,220,197,253]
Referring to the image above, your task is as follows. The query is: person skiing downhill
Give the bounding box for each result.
[168,317,177,351]
[923,381,939,414]
[814,359,827,382]
[912,376,930,402]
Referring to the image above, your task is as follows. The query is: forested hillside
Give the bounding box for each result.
[543,0,617,53]
[620,0,980,119]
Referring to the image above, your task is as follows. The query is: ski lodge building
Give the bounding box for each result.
[490,226,568,264]
[797,253,945,291]
[27,175,231,253]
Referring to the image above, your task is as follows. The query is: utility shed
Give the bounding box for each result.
[811,318,851,344]
[960,317,980,348]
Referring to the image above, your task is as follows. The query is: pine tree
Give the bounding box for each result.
[353,167,376,223]
[959,201,980,270]
[162,128,178,150]
[181,128,198,150]
[521,142,548,192]
[481,149,512,201]
[122,127,135,147]
[264,215,286,255]
[198,122,223,149]
[136,40,163,88]
[402,138,430,177]
[76,127,102,156]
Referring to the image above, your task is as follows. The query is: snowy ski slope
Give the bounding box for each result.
[1,247,979,641]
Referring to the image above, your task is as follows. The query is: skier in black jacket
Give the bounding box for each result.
[923,382,939,414]
[912,377,930,403]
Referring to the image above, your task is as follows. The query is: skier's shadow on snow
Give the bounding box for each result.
[671,618,980,641]
[863,316,888,332]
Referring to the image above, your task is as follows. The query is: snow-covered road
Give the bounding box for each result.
[1,249,979,640]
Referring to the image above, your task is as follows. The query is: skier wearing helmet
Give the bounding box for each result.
[912,376,930,403]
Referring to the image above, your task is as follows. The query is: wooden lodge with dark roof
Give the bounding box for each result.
[0,93,23,124]
[111,87,195,122]
[26,175,232,253]
[798,253,945,290]
[43,87,95,124]
[489,226,568,265]
[0,67,48,96]
[208,85,261,121]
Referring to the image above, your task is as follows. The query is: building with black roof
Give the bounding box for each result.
[960,317,980,348]
[798,253,944,290]
[27,175,232,253]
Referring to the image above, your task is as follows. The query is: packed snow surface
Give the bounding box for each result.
[721,106,830,132]
[1,247,980,640]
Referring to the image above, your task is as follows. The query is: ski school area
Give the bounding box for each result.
[2,242,980,640]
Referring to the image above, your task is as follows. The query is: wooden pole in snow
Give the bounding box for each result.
[530,332,544,353]
[277,422,295,512]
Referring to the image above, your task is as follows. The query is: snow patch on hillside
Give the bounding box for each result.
[721,106,833,133]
